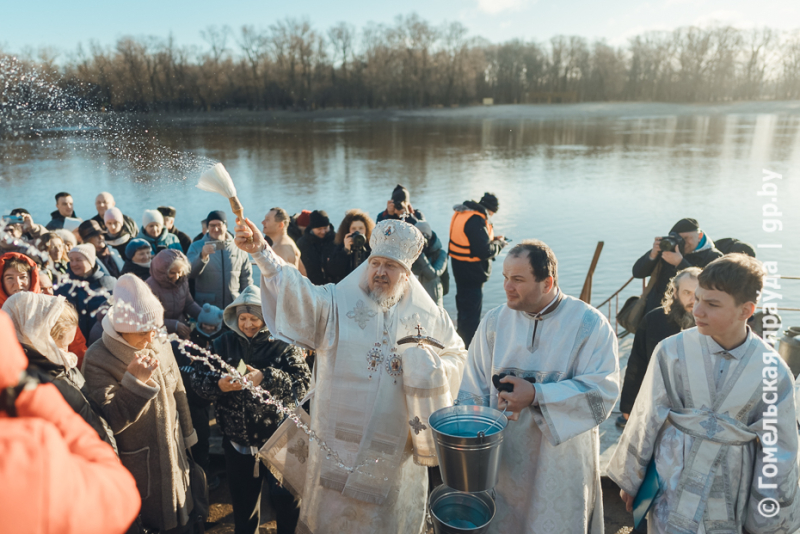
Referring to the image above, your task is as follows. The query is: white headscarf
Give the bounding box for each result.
[1,292,78,369]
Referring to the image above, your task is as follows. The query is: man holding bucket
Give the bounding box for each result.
[234,217,467,534]
[457,239,620,533]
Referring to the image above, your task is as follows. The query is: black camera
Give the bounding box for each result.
[351,231,367,250]
[659,232,685,253]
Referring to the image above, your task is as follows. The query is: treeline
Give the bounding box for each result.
[3,14,800,112]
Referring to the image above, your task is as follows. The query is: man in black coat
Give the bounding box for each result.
[296,210,335,285]
[617,267,700,428]
[45,192,79,230]
[632,217,722,316]
[448,192,507,347]
[376,184,424,224]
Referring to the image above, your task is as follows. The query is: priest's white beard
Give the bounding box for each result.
[364,271,409,309]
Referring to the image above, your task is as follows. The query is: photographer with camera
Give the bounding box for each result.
[632,217,722,316]
[376,184,424,224]
[326,209,375,283]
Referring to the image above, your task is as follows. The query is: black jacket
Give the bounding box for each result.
[24,347,117,451]
[618,307,681,414]
[45,209,78,231]
[121,260,151,281]
[297,226,336,285]
[632,241,723,315]
[191,329,310,448]
[375,208,424,225]
[326,242,372,283]
[55,265,116,339]
[449,200,504,285]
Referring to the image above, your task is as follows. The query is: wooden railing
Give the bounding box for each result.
[593,273,800,338]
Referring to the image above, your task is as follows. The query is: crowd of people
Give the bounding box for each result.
[0,182,797,534]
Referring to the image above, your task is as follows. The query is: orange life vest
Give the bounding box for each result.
[448,210,494,262]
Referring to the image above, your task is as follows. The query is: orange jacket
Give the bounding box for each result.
[0,312,140,534]
[448,209,494,262]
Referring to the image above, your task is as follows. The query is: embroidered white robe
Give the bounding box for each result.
[457,295,620,534]
[252,246,467,534]
[607,328,800,534]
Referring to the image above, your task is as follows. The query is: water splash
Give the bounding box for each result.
[0,55,214,184]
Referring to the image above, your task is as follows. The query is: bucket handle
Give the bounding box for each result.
[477,407,509,442]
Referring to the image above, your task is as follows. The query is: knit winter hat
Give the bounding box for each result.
[296,210,312,228]
[197,303,223,328]
[142,209,164,228]
[104,207,124,223]
[479,192,499,213]
[309,210,330,229]
[670,218,700,234]
[237,304,264,323]
[109,274,164,333]
[69,244,97,267]
[125,238,151,261]
[205,210,227,225]
[55,229,77,249]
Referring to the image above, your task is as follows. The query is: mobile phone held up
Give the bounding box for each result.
[209,240,225,251]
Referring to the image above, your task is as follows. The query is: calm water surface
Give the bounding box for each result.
[2,103,800,325]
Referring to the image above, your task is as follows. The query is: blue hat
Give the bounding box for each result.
[197,303,224,336]
[125,238,151,261]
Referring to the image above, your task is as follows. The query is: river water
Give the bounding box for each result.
[2,102,800,326]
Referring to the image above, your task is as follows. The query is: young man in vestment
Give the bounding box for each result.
[457,239,620,533]
[608,254,800,533]
[233,217,467,534]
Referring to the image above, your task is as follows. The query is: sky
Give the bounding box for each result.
[1,0,798,57]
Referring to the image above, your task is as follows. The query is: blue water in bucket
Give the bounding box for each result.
[433,418,503,438]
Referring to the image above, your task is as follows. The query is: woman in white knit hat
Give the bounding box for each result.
[136,209,182,256]
[83,274,199,533]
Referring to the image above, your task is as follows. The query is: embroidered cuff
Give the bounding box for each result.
[253,246,283,278]
[121,371,160,399]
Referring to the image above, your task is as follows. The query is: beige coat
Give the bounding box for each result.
[83,323,197,532]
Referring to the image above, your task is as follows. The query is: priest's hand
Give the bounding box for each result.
[497,376,536,421]
[234,217,268,255]
[620,489,634,513]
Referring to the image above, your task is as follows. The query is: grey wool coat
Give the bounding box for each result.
[83,323,198,532]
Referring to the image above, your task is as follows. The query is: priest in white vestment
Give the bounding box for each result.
[233,217,467,534]
[457,239,620,534]
[607,254,800,534]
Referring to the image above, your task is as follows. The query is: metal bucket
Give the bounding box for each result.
[778,329,800,377]
[429,484,495,534]
[429,405,507,492]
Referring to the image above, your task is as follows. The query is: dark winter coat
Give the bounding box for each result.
[96,246,124,279]
[121,260,151,281]
[618,307,681,414]
[632,237,723,315]
[55,265,116,339]
[449,200,503,285]
[375,208,424,225]
[411,231,448,307]
[296,226,335,286]
[45,209,78,231]
[24,346,117,451]
[326,242,372,284]
[191,287,310,448]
